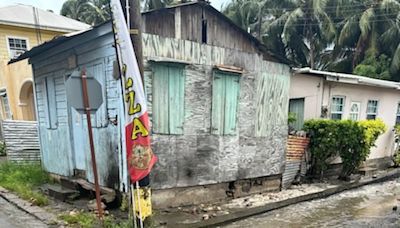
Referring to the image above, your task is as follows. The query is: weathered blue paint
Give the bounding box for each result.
[31,23,120,188]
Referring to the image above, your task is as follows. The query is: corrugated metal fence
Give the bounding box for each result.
[282,136,310,189]
[2,120,40,163]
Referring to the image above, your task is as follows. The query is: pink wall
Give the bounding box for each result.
[290,73,400,160]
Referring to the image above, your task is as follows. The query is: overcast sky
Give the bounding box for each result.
[0,0,230,14]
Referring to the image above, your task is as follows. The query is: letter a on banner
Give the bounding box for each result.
[110,0,157,182]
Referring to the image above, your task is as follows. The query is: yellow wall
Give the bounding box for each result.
[0,24,63,120]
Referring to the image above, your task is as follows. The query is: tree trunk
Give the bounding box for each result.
[258,8,262,40]
[308,22,315,69]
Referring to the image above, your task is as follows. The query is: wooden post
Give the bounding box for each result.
[80,69,104,219]
[121,0,144,78]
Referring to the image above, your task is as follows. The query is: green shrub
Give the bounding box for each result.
[288,112,297,125]
[304,119,386,179]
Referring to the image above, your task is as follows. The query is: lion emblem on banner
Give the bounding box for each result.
[130,145,153,170]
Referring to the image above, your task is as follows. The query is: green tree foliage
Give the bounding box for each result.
[353,54,391,80]
[61,0,111,26]
[304,119,386,180]
[223,0,400,81]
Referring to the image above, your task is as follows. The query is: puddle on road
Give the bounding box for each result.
[224,180,400,228]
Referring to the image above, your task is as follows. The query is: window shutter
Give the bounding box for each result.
[211,72,226,135]
[168,66,185,134]
[223,74,240,135]
[152,65,170,134]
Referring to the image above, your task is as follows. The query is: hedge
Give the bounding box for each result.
[303,119,386,180]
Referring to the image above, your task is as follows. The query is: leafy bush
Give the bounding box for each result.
[288,112,297,125]
[304,119,386,179]
[0,162,49,206]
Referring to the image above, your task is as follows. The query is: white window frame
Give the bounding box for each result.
[0,89,12,120]
[396,102,400,125]
[366,99,379,120]
[349,101,361,121]
[330,96,345,120]
[6,36,29,59]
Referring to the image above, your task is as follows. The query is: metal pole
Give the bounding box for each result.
[81,68,104,219]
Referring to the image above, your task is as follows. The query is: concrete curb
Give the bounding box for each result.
[172,169,400,228]
[0,186,58,225]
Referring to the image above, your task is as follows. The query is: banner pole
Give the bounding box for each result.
[131,184,138,228]
[136,181,144,228]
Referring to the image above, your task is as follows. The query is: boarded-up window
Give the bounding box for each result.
[43,77,58,129]
[211,71,240,135]
[152,64,185,134]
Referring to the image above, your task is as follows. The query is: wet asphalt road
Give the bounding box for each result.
[0,197,47,228]
[224,180,400,228]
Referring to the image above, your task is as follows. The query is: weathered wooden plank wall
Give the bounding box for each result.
[143,34,290,189]
[31,27,120,187]
[142,4,258,54]
[2,120,40,163]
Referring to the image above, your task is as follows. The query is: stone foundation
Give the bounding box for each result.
[152,175,281,209]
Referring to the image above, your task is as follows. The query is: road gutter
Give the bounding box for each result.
[176,169,400,228]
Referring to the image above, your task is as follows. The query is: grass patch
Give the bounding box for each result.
[59,212,131,228]
[59,212,97,228]
[0,161,49,206]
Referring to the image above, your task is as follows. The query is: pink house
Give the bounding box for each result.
[290,67,400,169]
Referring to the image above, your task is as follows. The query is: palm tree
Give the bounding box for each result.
[324,0,400,80]
[61,0,111,26]
[265,0,336,69]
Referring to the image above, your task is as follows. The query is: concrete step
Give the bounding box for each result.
[357,167,378,176]
[45,184,80,202]
[58,177,116,203]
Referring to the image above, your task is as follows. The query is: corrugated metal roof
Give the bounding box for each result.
[295,67,400,90]
[0,4,90,32]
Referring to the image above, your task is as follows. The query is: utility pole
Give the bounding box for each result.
[119,0,152,226]
[121,0,144,78]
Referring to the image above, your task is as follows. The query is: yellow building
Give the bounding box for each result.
[0,4,89,120]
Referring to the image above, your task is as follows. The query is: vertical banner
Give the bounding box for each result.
[110,0,157,183]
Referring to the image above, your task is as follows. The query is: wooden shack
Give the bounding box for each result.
[12,2,291,207]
